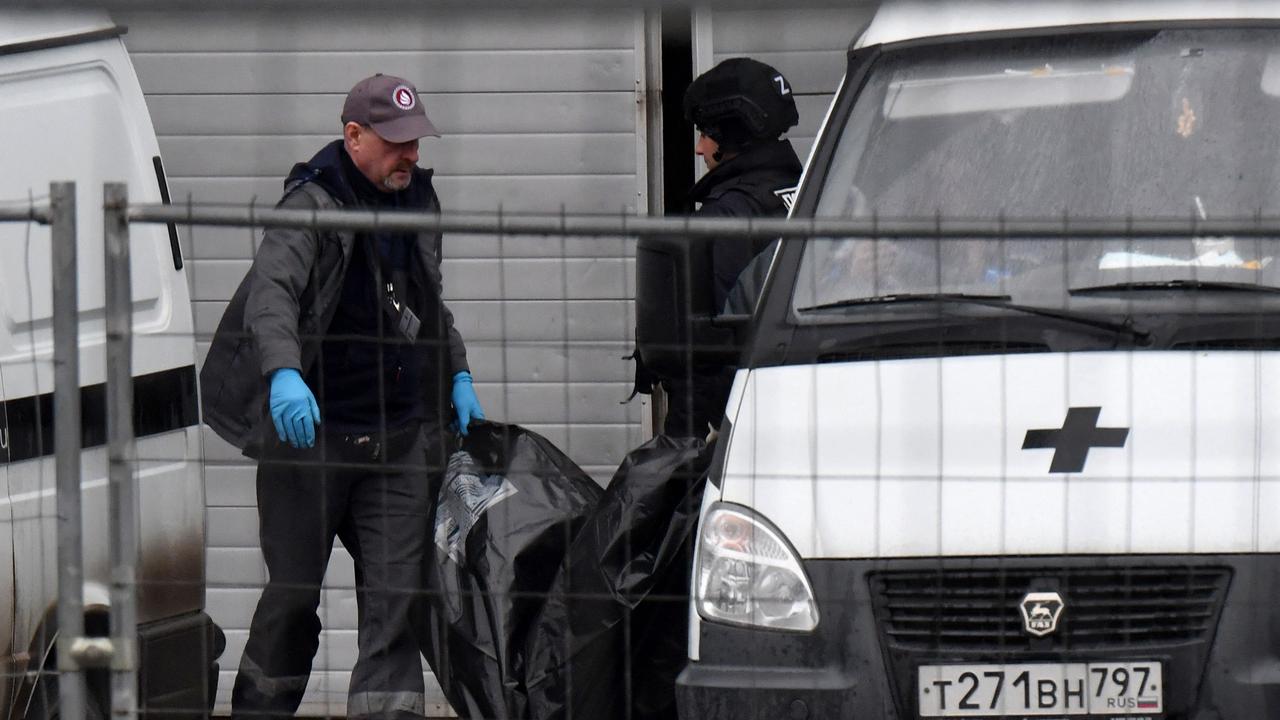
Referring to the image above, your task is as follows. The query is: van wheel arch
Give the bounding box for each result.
[21,609,110,720]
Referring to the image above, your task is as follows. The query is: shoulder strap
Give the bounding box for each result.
[280,172,341,210]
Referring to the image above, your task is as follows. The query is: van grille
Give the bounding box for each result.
[870,565,1231,650]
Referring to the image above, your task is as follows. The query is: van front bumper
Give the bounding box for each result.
[677,663,857,720]
[677,555,1280,719]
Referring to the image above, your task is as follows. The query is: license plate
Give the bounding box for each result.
[918,662,1163,717]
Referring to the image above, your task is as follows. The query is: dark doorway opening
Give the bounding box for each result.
[661,7,694,215]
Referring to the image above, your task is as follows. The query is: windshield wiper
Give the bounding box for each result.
[798,293,1148,342]
[1070,280,1280,296]
[799,293,1013,311]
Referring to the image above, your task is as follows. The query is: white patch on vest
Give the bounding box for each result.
[774,185,798,211]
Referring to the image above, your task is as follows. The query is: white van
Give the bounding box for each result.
[0,11,221,718]
[665,2,1280,718]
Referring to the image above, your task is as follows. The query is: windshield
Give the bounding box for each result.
[795,28,1280,313]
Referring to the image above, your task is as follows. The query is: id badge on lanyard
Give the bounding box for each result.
[368,235,422,342]
[382,276,421,342]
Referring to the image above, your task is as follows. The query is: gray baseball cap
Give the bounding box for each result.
[341,74,440,143]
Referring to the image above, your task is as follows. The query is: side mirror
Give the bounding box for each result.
[636,235,748,377]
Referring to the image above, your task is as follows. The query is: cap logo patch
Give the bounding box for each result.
[392,85,417,110]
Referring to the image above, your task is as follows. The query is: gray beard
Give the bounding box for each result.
[383,175,411,192]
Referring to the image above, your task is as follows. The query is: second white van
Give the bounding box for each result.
[0,10,222,719]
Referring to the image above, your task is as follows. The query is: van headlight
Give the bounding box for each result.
[693,502,818,632]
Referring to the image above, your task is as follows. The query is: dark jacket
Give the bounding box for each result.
[687,138,803,311]
[651,139,803,437]
[200,142,469,458]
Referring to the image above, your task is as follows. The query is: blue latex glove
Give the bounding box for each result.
[269,368,320,448]
[452,371,485,436]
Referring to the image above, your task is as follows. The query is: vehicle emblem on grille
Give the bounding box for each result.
[1019,591,1064,637]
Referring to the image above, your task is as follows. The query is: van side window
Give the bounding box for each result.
[2,394,52,464]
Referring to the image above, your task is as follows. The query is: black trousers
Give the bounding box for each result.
[231,423,449,720]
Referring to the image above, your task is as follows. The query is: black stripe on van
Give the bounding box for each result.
[1,365,198,464]
[152,155,184,271]
[0,26,127,57]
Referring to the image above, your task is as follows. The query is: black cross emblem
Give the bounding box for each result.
[1022,407,1129,473]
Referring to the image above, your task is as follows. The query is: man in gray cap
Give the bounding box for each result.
[201,73,483,719]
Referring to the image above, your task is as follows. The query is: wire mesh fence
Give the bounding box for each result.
[11,2,1280,719]
[7,179,1280,720]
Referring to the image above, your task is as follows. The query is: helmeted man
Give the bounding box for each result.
[663,57,803,437]
[200,73,484,720]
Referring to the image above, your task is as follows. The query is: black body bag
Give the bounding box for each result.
[524,435,713,720]
[417,421,603,719]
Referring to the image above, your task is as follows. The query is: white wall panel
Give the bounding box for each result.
[158,133,637,177]
[710,8,872,52]
[442,235,636,259]
[182,230,635,262]
[202,465,256,507]
[444,258,634,300]
[167,175,641,213]
[447,299,633,344]
[147,93,638,135]
[121,9,637,52]
[207,548,267,587]
[116,7,650,716]
[466,343,636,383]
[133,51,636,95]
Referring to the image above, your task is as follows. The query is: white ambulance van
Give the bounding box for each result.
[667,2,1280,718]
[0,11,222,718]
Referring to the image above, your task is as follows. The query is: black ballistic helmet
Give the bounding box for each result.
[683,57,799,152]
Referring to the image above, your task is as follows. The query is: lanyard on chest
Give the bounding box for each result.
[365,235,422,342]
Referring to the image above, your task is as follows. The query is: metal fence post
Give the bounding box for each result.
[52,181,88,720]
[104,182,138,720]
